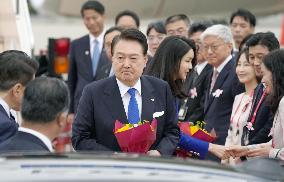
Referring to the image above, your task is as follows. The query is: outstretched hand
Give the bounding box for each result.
[208,143,230,160]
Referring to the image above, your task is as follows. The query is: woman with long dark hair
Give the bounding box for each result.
[147,36,226,159]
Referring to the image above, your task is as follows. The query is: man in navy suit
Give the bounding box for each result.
[229,9,256,51]
[179,22,213,122]
[201,25,244,148]
[68,1,111,116]
[0,50,38,144]
[241,32,280,146]
[72,29,180,156]
[0,77,70,153]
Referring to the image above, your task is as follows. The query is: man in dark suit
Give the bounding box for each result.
[68,1,111,116]
[0,77,70,153]
[241,32,280,146]
[201,25,244,148]
[229,9,256,51]
[179,22,213,122]
[72,29,180,156]
[0,50,38,144]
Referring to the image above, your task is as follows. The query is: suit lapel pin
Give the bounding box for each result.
[85,50,89,55]
[150,98,154,102]
[190,87,198,99]
[212,89,223,97]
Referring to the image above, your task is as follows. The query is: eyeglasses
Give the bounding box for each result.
[147,35,166,42]
[167,28,187,36]
[203,43,225,52]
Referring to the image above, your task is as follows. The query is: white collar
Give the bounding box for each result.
[18,127,54,152]
[215,55,232,73]
[195,61,208,75]
[116,78,142,98]
[89,31,104,45]
[0,97,10,117]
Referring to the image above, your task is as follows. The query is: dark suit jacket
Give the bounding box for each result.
[204,58,244,146]
[0,131,50,152]
[68,35,111,113]
[72,76,180,155]
[242,84,273,145]
[0,105,18,144]
[181,64,212,123]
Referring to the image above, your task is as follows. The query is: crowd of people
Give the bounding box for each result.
[0,0,283,165]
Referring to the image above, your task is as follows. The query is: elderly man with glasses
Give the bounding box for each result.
[201,24,244,162]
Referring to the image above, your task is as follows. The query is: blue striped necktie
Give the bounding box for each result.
[127,88,140,124]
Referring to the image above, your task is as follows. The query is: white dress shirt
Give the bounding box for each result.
[195,61,208,75]
[89,32,104,59]
[18,127,54,152]
[116,78,142,120]
[215,55,232,73]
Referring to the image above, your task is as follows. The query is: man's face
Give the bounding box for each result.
[203,35,232,68]
[147,28,166,56]
[104,30,121,61]
[10,74,35,111]
[230,16,254,48]
[248,45,269,78]
[190,31,206,64]
[166,20,189,38]
[112,40,147,87]
[116,15,138,29]
[82,9,105,36]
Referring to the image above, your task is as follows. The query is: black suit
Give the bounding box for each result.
[0,131,50,152]
[0,105,18,144]
[180,64,212,123]
[204,58,244,145]
[72,76,180,155]
[242,84,273,145]
[68,35,111,113]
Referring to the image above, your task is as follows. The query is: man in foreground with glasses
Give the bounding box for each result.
[201,24,244,161]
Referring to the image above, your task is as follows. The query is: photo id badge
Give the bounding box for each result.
[178,106,188,120]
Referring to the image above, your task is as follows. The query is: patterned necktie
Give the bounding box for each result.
[127,88,140,124]
[210,69,219,94]
[92,39,100,76]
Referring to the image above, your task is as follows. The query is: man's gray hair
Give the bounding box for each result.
[21,77,70,123]
[201,24,234,44]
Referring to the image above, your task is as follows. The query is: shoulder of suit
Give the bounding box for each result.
[141,75,168,86]
[71,34,89,45]
[85,77,114,90]
[0,112,14,125]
